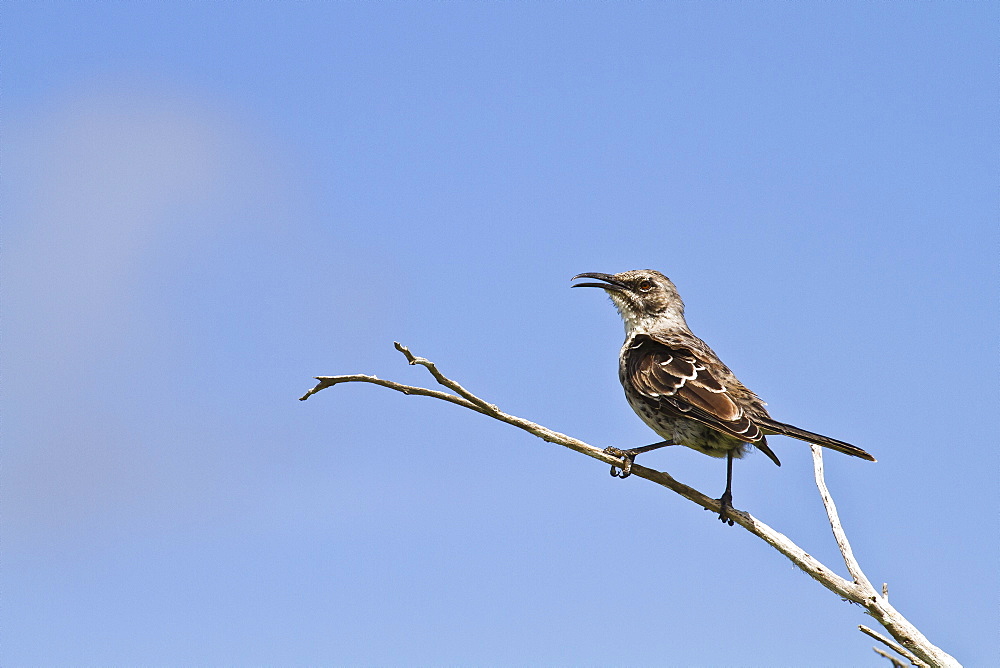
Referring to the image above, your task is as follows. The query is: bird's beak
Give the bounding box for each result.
[571,272,627,292]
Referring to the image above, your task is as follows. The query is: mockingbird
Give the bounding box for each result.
[573,269,875,525]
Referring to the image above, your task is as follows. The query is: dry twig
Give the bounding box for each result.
[300,342,960,668]
[860,624,926,667]
[874,646,910,668]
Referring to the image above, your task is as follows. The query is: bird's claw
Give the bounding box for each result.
[717,490,735,526]
[603,446,635,479]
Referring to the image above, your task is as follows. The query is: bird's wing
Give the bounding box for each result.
[625,334,767,445]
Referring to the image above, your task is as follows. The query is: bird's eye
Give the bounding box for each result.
[637,279,654,293]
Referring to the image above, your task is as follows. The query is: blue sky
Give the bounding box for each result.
[5,2,997,665]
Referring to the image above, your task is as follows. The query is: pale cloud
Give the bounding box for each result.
[4,84,274,536]
[8,88,231,365]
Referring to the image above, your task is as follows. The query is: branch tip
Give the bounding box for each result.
[393,341,416,362]
[873,647,908,668]
[859,625,926,667]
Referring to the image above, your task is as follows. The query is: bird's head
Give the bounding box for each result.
[572,269,687,334]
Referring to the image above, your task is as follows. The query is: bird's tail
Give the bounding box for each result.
[757,418,876,462]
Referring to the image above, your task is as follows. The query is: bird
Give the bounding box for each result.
[572,269,875,525]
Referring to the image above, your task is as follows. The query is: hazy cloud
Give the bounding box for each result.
[5,85,273,537]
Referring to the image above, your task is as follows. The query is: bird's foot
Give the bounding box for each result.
[603,446,637,479]
[717,490,735,526]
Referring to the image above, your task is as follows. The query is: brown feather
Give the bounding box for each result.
[626,335,767,445]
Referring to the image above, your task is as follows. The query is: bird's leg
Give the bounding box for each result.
[603,441,674,479]
[717,451,735,526]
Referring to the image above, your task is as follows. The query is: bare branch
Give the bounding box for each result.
[301,344,961,668]
[861,624,926,667]
[810,448,958,667]
[874,646,910,668]
[299,374,486,415]
[811,444,875,590]
[392,342,500,414]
